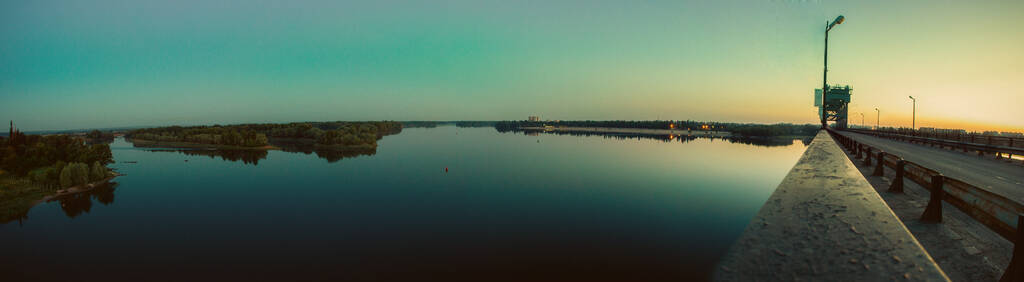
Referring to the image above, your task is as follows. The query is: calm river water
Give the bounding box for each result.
[2,127,807,281]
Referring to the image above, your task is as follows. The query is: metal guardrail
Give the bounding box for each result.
[827,129,1024,281]
[846,128,1024,161]
[859,128,1024,148]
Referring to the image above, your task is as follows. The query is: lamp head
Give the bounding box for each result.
[827,15,845,30]
[909,96,915,100]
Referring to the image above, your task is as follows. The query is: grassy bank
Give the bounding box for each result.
[0,172,56,223]
[1,170,118,223]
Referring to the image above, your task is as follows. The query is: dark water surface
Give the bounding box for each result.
[2,127,806,281]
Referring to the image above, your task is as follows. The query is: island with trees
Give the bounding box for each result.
[1,123,116,223]
[126,121,403,151]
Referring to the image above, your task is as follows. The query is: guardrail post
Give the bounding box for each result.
[888,159,905,193]
[1000,214,1024,282]
[873,151,886,176]
[863,148,873,166]
[854,141,860,155]
[920,174,945,223]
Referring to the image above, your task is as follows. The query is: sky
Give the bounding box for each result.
[1,0,1021,132]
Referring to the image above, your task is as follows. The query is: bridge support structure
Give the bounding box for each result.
[920,175,945,223]
[1003,215,1024,282]
[873,151,886,176]
[888,159,906,193]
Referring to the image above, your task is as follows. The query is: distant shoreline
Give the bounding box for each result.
[519,127,732,137]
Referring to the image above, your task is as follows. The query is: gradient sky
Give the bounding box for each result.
[1,0,1021,131]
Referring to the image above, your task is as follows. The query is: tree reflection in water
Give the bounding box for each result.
[172,149,269,165]
[149,144,375,165]
[52,182,118,218]
[509,129,812,148]
[276,144,376,163]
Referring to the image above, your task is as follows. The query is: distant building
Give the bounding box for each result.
[1001,132,1024,137]
[528,116,540,122]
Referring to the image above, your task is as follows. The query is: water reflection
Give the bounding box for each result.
[146,145,375,165]
[148,149,268,165]
[508,129,812,147]
[5,127,810,281]
[52,182,118,218]
[277,145,376,163]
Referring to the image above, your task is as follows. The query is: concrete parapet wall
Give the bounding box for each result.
[714,130,949,281]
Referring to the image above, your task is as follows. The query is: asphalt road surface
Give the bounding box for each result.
[836,131,1024,203]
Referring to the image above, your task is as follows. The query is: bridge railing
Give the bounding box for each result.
[845,128,1024,160]
[827,129,1024,281]
[855,127,1024,149]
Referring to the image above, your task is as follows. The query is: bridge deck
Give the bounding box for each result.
[837,131,1024,203]
[715,131,948,281]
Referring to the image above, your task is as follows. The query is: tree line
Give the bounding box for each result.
[454,121,496,128]
[1,132,114,188]
[400,121,440,128]
[85,129,115,142]
[494,120,819,137]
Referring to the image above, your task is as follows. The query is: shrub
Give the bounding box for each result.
[28,167,52,183]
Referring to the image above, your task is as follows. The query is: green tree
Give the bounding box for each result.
[59,165,73,188]
[90,161,106,181]
[69,162,89,186]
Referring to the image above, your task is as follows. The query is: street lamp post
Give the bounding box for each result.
[875,108,880,130]
[859,112,865,128]
[822,15,846,129]
[909,96,916,130]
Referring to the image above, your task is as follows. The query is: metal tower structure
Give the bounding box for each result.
[818,85,852,129]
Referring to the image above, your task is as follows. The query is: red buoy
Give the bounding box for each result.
[445,167,448,172]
